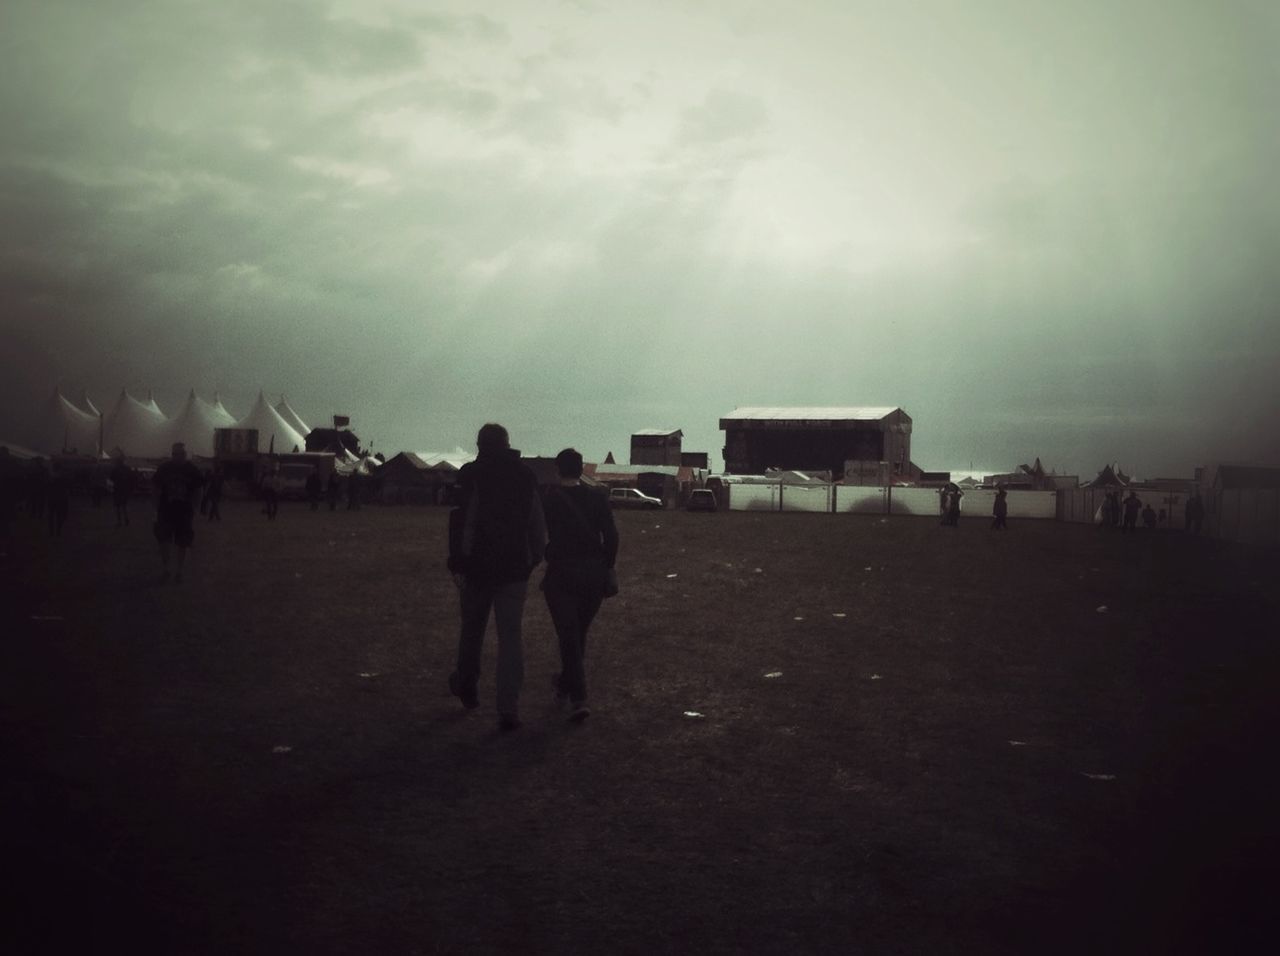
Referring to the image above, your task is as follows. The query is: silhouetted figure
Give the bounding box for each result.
[541,448,619,723]
[205,468,224,522]
[262,467,282,520]
[306,466,322,511]
[46,464,70,537]
[153,442,204,583]
[991,488,1008,530]
[942,485,962,527]
[1142,503,1157,530]
[346,471,361,510]
[0,447,20,542]
[1101,491,1120,530]
[446,423,546,731]
[27,459,48,518]
[89,466,107,508]
[327,473,340,511]
[1185,493,1204,534]
[110,457,135,527]
[1122,491,1142,533]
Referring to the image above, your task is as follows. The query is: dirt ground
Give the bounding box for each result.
[2,499,1278,955]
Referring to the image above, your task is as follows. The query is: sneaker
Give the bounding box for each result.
[498,713,522,732]
[569,703,590,723]
[448,672,479,710]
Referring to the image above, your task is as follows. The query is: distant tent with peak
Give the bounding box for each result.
[275,396,310,438]
[104,388,170,458]
[31,386,101,456]
[166,390,233,457]
[236,390,306,455]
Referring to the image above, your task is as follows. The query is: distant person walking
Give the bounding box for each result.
[327,472,340,511]
[1122,491,1142,534]
[262,466,281,520]
[0,447,20,543]
[306,466,322,511]
[1185,493,1205,535]
[45,463,70,537]
[1142,503,1157,530]
[941,485,962,527]
[205,467,224,522]
[446,423,546,731]
[991,487,1008,530]
[541,448,619,723]
[153,442,204,583]
[110,457,135,527]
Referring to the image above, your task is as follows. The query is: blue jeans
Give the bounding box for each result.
[456,578,528,715]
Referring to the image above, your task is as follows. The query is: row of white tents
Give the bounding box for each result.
[21,387,312,459]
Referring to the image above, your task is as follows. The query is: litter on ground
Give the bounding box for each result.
[1081,773,1116,781]
[764,672,783,679]
[683,711,705,718]
[272,746,293,754]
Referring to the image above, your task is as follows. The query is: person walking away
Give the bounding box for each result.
[542,448,619,723]
[27,459,48,519]
[991,487,1008,530]
[110,456,134,527]
[153,442,204,583]
[0,447,21,546]
[946,486,962,527]
[1122,491,1142,533]
[1142,503,1157,530]
[327,472,340,511]
[205,467,224,522]
[446,423,546,731]
[262,465,281,520]
[306,466,322,512]
[46,462,70,537]
[1185,493,1205,534]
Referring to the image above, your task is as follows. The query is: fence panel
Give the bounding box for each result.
[890,487,943,516]
[780,484,833,513]
[834,485,887,514]
[727,483,780,512]
[1006,491,1058,519]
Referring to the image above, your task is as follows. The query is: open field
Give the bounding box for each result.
[3,501,1278,954]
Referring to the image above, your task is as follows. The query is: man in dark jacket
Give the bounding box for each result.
[447,423,546,731]
[542,448,619,723]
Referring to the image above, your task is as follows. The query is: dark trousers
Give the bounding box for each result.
[456,578,528,715]
[207,497,221,521]
[545,584,603,705]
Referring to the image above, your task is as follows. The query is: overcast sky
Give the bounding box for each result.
[3,0,1277,475]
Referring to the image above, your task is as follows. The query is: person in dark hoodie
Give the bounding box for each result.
[541,447,619,724]
[447,423,546,731]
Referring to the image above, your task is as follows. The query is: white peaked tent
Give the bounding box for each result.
[209,392,237,428]
[143,388,166,418]
[77,390,102,417]
[237,390,306,454]
[167,390,230,457]
[104,388,171,458]
[32,386,101,455]
[275,396,310,439]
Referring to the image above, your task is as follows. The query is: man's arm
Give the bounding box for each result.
[598,497,620,568]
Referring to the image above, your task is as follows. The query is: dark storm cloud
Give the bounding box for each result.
[2,1,1278,473]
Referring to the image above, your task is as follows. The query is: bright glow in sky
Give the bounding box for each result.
[2,0,1278,475]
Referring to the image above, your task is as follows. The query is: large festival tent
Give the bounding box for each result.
[103,388,171,458]
[31,386,102,456]
[76,389,101,417]
[274,396,310,439]
[236,390,307,454]
[166,389,236,457]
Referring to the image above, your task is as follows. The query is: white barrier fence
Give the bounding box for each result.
[726,483,1056,519]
